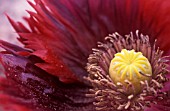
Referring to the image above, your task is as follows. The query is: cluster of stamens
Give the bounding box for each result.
[86,31,169,111]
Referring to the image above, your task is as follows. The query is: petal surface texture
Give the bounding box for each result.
[7,0,170,82]
[0,41,94,111]
[0,0,170,111]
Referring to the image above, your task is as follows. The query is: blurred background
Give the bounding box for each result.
[0,0,34,111]
[0,0,34,44]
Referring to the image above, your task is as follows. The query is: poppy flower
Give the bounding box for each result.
[0,0,170,111]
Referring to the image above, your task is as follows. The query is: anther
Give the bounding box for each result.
[125,101,131,109]
[128,94,134,100]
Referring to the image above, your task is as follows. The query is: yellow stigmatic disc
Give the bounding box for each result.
[109,49,152,94]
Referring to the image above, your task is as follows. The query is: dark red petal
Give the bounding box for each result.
[145,104,170,111]
[1,29,79,83]
[8,14,84,83]
[0,78,35,111]
[0,40,30,55]
[138,0,170,54]
[0,50,94,111]
[8,0,135,83]
[144,106,160,111]
[0,76,41,111]
[7,0,170,83]
[0,94,32,111]
[145,90,170,111]
[163,80,170,92]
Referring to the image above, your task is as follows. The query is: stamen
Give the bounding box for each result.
[86,31,169,111]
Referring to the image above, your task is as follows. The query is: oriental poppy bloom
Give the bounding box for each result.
[0,0,170,111]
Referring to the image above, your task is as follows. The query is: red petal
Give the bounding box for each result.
[0,93,33,111]
[0,77,38,111]
[8,15,82,83]
[138,0,170,53]
[145,104,170,111]
[162,81,170,92]
[0,51,94,111]
[144,106,160,111]
[1,33,79,83]
[6,0,170,82]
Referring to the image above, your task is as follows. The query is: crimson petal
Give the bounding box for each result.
[1,0,170,110]
[145,103,170,111]
[0,42,94,111]
[8,15,79,83]
[8,0,170,84]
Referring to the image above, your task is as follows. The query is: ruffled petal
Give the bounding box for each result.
[8,0,170,83]
[5,0,170,84]
[9,0,98,82]
[1,0,170,110]
[8,0,140,83]
[0,44,94,111]
[0,28,78,83]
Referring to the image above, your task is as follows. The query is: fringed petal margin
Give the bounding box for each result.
[7,0,91,83]
[7,0,170,83]
[4,16,79,83]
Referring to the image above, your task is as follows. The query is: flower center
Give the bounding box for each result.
[109,49,152,94]
[86,31,169,111]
